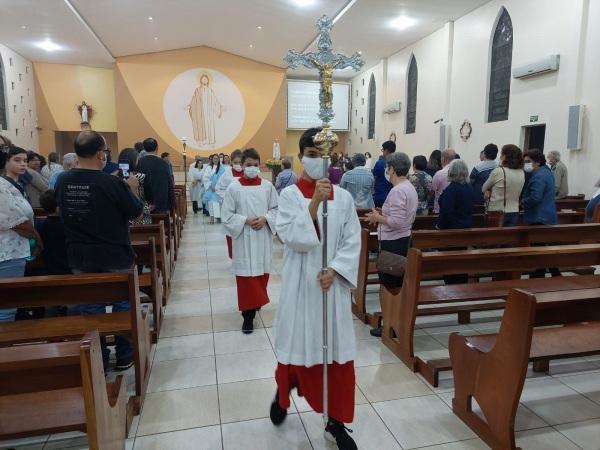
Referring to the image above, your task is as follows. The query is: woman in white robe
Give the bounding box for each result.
[189,160,205,214]
[271,127,361,450]
[221,149,278,333]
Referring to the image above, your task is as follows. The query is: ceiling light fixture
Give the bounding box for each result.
[293,0,316,7]
[148,16,153,21]
[35,39,62,52]
[389,15,417,30]
[154,36,158,41]
[21,25,27,30]
[257,26,263,31]
[249,44,254,48]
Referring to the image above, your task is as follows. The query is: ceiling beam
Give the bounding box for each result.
[63,0,115,61]
[301,0,360,53]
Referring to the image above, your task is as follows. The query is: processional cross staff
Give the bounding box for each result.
[284,14,364,426]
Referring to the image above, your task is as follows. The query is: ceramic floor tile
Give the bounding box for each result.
[437,392,548,431]
[291,384,367,413]
[213,328,271,355]
[164,300,212,317]
[218,378,289,423]
[373,395,475,449]
[216,349,277,384]
[209,277,237,289]
[521,377,600,425]
[416,439,489,450]
[555,418,600,449]
[300,404,402,450]
[167,288,211,304]
[221,416,311,450]
[147,356,216,392]
[155,334,214,361]
[0,435,47,449]
[169,279,210,290]
[353,320,379,340]
[160,315,213,337]
[171,270,210,281]
[137,386,220,436]
[259,309,276,327]
[133,425,222,450]
[558,371,600,404]
[354,339,400,367]
[355,363,432,402]
[514,427,581,450]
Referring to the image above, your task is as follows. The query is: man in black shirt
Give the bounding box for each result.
[137,138,176,214]
[55,130,144,370]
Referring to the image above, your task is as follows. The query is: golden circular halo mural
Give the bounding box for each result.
[163,68,245,150]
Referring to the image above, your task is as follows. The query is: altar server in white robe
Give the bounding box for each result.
[189,159,205,214]
[271,127,361,450]
[216,150,244,258]
[222,148,278,333]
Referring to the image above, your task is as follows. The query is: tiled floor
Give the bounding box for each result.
[3,213,600,450]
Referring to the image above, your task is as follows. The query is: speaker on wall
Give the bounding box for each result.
[567,105,584,150]
[439,125,448,151]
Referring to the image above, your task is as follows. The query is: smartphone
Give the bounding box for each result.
[118,161,130,179]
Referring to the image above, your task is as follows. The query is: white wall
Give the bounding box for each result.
[349,0,600,195]
[0,43,38,150]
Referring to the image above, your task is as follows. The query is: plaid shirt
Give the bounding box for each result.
[340,166,375,208]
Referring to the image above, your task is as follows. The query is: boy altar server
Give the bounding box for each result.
[270,128,361,450]
[221,148,278,333]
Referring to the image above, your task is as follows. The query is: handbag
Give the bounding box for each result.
[375,226,407,277]
[484,167,506,228]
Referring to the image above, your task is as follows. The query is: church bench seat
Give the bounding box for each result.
[130,222,170,303]
[352,223,600,325]
[132,238,164,342]
[449,288,600,450]
[0,271,151,416]
[381,244,600,386]
[152,213,178,266]
[0,331,127,449]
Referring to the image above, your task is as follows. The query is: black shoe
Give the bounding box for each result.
[370,326,382,337]
[270,392,287,425]
[114,357,134,371]
[325,418,357,450]
[241,310,256,334]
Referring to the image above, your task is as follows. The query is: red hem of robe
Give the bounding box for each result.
[226,235,233,259]
[235,274,270,311]
[275,361,355,423]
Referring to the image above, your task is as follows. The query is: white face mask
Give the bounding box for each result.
[244,166,260,179]
[524,162,534,173]
[233,164,242,172]
[302,156,328,180]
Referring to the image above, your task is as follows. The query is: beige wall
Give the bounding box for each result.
[115,46,287,166]
[34,63,116,154]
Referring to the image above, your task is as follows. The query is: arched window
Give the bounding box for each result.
[488,8,513,123]
[367,74,376,139]
[406,55,418,134]
[0,56,7,131]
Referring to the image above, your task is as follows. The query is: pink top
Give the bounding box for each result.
[432,164,451,213]
[379,180,418,241]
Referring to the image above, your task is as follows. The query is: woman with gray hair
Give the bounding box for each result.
[365,152,418,337]
[437,159,474,229]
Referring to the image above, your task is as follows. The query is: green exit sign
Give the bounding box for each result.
[529,115,539,123]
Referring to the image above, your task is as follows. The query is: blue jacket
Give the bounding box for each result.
[372,157,392,206]
[437,182,474,229]
[521,165,557,225]
[586,194,600,222]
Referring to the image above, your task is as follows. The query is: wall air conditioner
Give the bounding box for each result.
[383,101,401,114]
[513,54,560,79]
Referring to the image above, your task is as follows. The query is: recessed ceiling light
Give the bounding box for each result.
[154,36,158,41]
[148,16,153,21]
[21,25,27,29]
[257,25,263,31]
[389,16,417,30]
[35,39,62,52]
[293,0,315,7]
[249,44,254,48]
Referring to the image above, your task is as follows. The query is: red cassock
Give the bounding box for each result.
[226,168,245,259]
[236,273,270,311]
[274,177,354,424]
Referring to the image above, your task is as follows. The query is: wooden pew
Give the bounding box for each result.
[381,244,600,386]
[152,213,177,266]
[449,288,600,449]
[0,331,127,449]
[352,223,600,325]
[0,271,151,415]
[132,238,164,342]
[131,222,170,303]
[556,198,588,210]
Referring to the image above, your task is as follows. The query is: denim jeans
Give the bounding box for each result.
[73,268,133,366]
[0,258,26,322]
[503,212,519,227]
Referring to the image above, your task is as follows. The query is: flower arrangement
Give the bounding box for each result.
[265,159,283,170]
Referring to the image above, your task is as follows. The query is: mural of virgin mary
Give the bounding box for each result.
[188,73,225,146]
